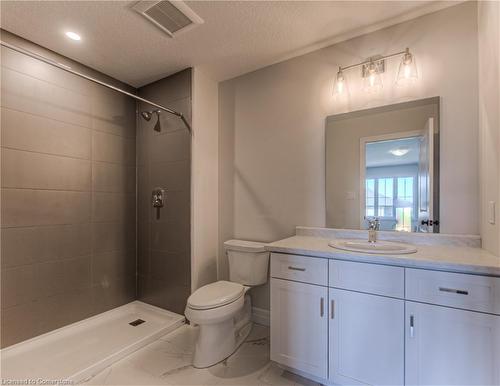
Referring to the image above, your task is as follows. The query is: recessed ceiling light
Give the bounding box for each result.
[65,31,81,41]
[389,148,410,157]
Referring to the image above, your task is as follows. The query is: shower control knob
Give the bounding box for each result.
[152,188,167,219]
[152,194,163,208]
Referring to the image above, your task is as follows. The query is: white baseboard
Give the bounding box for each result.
[251,306,270,326]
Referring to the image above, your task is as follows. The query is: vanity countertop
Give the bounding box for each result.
[266,235,500,276]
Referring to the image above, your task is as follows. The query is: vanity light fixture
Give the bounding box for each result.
[65,31,81,41]
[333,48,418,95]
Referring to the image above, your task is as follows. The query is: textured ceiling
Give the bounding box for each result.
[0,1,458,87]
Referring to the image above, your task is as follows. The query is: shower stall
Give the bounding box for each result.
[0,30,192,381]
[136,70,193,316]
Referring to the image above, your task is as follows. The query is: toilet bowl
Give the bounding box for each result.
[185,281,251,368]
[185,240,269,368]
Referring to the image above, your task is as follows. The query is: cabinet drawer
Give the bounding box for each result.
[406,268,500,314]
[329,259,404,298]
[271,253,328,286]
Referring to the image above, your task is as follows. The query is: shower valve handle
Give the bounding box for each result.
[152,188,166,219]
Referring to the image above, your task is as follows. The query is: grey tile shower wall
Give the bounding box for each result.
[137,69,192,315]
[0,43,137,347]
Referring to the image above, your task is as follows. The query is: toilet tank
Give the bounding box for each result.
[224,240,269,286]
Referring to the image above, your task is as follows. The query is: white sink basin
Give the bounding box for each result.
[328,239,417,255]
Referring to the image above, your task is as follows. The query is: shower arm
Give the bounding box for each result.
[0,40,192,134]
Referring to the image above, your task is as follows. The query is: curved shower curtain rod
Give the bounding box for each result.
[0,40,192,134]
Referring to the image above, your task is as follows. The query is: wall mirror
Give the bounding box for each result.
[325,97,440,233]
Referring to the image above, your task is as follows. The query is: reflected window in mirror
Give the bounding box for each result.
[365,177,414,231]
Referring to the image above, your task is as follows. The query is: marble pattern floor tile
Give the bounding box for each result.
[83,324,321,386]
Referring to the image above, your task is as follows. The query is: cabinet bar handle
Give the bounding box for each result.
[320,297,324,317]
[288,266,306,272]
[330,300,335,319]
[439,287,469,295]
[409,314,415,338]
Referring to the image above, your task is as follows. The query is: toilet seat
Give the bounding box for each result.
[187,281,244,310]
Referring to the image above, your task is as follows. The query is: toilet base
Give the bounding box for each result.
[193,294,252,368]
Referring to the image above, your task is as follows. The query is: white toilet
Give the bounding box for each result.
[185,239,269,368]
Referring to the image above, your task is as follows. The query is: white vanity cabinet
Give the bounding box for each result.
[270,254,404,384]
[405,268,500,386]
[270,252,500,386]
[329,288,405,386]
[405,301,500,386]
[270,278,328,379]
[270,253,329,378]
[328,260,405,385]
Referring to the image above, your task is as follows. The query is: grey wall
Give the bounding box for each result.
[136,69,192,315]
[0,31,136,347]
[218,2,479,310]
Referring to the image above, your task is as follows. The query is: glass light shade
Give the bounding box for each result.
[363,61,383,93]
[396,49,418,85]
[333,68,347,95]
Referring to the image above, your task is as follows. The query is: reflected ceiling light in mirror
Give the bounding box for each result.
[396,48,418,85]
[65,31,81,41]
[389,147,410,156]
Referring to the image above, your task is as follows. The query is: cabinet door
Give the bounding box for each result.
[329,288,404,386]
[270,278,328,379]
[406,302,500,385]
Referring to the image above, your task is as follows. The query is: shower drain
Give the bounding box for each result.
[129,319,146,326]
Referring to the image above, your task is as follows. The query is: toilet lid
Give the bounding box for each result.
[187,281,244,310]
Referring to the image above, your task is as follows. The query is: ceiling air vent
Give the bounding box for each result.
[133,1,203,37]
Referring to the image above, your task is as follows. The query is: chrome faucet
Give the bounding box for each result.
[367,217,380,243]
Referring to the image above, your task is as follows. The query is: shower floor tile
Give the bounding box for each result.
[83,324,321,386]
[0,301,184,384]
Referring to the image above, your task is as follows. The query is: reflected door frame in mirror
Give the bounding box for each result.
[360,130,426,232]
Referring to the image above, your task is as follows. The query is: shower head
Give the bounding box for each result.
[141,111,152,121]
[140,110,162,132]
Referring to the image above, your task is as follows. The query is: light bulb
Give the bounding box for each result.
[396,48,418,85]
[404,64,411,79]
[363,61,383,93]
[333,68,347,95]
[369,72,376,87]
[337,79,344,93]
